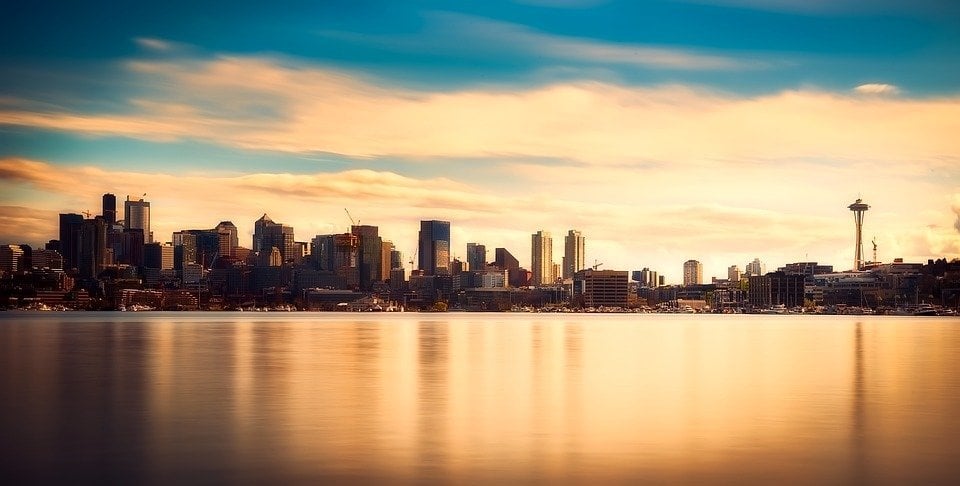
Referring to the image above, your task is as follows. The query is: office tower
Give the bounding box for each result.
[79,217,107,279]
[253,214,272,253]
[254,214,295,263]
[215,221,239,255]
[683,259,703,286]
[381,241,395,281]
[563,230,585,279]
[173,231,198,274]
[531,230,553,286]
[849,198,870,270]
[59,213,84,271]
[311,234,336,271]
[746,257,766,277]
[144,243,174,270]
[102,193,117,225]
[352,225,382,290]
[573,270,629,308]
[390,249,403,271]
[466,243,487,272]
[728,265,742,282]
[120,228,145,267]
[418,220,451,275]
[124,196,151,244]
[334,233,360,288]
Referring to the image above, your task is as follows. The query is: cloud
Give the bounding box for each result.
[0,56,958,171]
[135,37,175,52]
[853,83,900,96]
[0,206,60,246]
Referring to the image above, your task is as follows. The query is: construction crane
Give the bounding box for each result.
[592,260,603,270]
[344,208,358,227]
[81,210,93,218]
[408,247,418,272]
[872,237,878,263]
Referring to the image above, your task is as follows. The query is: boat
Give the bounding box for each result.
[914,304,938,316]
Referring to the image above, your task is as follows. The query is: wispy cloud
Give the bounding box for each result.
[853,83,900,96]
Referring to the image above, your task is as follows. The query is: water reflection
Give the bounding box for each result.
[1,313,959,484]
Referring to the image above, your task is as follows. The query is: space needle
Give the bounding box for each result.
[848,198,870,271]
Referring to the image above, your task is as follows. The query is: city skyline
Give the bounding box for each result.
[2,1,960,282]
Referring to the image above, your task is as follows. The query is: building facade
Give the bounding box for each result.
[531,230,553,286]
[562,230,585,280]
[418,220,451,275]
[573,269,629,308]
[123,196,151,244]
[683,260,703,286]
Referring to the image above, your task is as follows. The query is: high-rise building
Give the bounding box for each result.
[746,258,766,277]
[563,230,585,280]
[418,220,451,275]
[254,214,295,263]
[123,196,151,244]
[79,217,107,279]
[144,243,175,270]
[352,225,382,290]
[466,243,487,272]
[215,221,239,255]
[531,230,553,286]
[683,260,703,286]
[102,193,117,226]
[381,240,395,281]
[728,265,742,282]
[59,213,84,271]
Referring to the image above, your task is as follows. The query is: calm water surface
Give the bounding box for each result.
[1,312,959,484]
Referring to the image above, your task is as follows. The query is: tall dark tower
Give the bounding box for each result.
[418,220,450,275]
[848,198,870,271]
[102,193,117,226]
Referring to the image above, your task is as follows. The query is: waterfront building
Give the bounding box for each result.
[748,272,805,308]
[531,230,553,286]
[683,260,703,286]
[418,220,451,275]
[123,196,152,244]
[563,230,585,280]
[573,269,629,308]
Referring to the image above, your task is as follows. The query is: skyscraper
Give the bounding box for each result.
[253,214,295,263]
[123,196,151,244]
[683,259,703,286]
[563,229,585,280]
[531,230,553,286]
[102,193,116,226]
[352,224,382,290]
[215,221,239,254]
[466,243,487,272]
[418,220,451,275]
[59,213,84,271]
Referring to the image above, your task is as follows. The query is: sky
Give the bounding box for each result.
[2,0,959,282]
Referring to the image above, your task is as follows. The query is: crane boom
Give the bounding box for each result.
[344,208,357,226]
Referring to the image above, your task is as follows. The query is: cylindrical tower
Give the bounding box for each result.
[848,198,870,271]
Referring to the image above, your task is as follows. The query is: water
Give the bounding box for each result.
[1,312,958,484]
